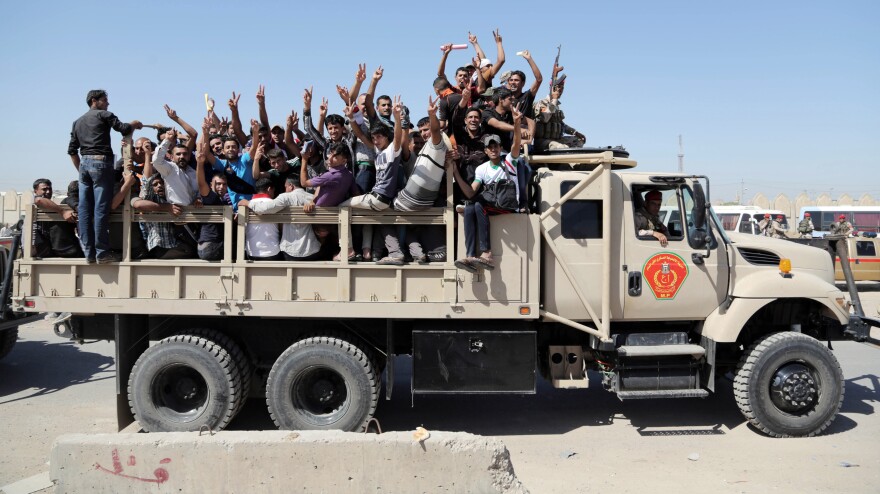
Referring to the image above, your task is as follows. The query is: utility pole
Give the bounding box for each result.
[677,135,684,173]
[740,179,747,205]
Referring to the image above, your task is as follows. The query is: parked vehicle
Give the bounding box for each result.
[4,149,874,438]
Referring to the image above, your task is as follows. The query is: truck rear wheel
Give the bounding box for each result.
[128,334,243,432]
[0,328,17,361]
[734,332,843,437]
[174,328,252,413]
[266,335,378,432]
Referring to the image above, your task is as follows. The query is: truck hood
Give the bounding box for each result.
[726,232,835,284]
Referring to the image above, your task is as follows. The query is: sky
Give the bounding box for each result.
[0,0,877,203]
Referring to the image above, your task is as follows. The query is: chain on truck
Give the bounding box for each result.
[1,147,876,438]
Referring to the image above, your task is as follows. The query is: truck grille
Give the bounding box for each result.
[739,248,780,266]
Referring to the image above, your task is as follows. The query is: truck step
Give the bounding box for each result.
[617,344,705,358]
[617,389,709,400]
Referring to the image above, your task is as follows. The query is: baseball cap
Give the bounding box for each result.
[776,214,783,219]
[839,214,846,219]
[499,71,512,85]
[479,58,492,69]
[645,190,662,202]
[271,124,284,132]
[480,87,496,98]
[764,213,771,218]
[804,212,811,217]
[481,134,501,147]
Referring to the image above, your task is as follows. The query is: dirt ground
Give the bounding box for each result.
[2,288,879,493]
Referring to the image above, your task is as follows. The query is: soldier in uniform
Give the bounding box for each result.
[635,189,669,247]
[757,213,773,236]
[771,214,788,238]
[830,214,853,237]
[797,212,814,238]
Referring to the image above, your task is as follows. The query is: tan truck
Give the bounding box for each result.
[3,149,874,438]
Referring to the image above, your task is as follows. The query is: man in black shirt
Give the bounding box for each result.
[481,88,516,152]
[67,89,142,263]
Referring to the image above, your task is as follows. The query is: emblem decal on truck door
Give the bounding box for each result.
[642,252,689,300]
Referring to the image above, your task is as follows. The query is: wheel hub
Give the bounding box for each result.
[770,363,818,414]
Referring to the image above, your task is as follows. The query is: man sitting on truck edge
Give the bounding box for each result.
[239,178,281,261]
[239,176,322,261]
[452,105,524,273]
[31,179,83,259]
[635,189,669,247]
[131,174,196,259]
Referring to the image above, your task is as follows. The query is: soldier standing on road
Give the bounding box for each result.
[771,214,787,238]
[830,214,854,237]
[797,212,814,238]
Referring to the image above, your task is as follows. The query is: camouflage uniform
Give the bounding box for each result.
[797,217,814,238]
[635,208,669,236]
[770,218,787,239]
[830,219,853,237]
[757,218,773,237]
[532,96,585,152]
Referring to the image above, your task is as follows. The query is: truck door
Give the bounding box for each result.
[623,184,729,320]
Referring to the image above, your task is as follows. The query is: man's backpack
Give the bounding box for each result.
[797,219,811,234]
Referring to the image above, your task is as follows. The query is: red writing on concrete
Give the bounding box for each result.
[94,448,171,484]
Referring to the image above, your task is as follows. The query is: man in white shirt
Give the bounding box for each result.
[239,177,321,261]
[238,178,281,260]
[146,129,198,206]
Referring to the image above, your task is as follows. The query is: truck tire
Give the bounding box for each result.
[266,335,378,432]
[0,328,17,361]
[128,334,242,432]
[175,328,252,413]
[734,332,844,437]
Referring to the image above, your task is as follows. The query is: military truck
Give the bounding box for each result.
[3,149,874,438]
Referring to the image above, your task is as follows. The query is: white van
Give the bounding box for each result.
[713,205,788,235]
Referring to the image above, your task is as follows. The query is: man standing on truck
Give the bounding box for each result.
[635,189,669,247]
[771,214,788,239]
[797,212,814,238]
[830,214,854,237]
[68,89,143,263]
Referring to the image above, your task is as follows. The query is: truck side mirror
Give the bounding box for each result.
[693,183,707,230]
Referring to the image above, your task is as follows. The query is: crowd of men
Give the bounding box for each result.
[49,31,586,266]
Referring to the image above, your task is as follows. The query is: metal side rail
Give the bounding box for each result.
[0,313,44,331]
[617,389,709,400]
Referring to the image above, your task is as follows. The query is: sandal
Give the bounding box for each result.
[454,258,478,273]
[333,252,359,262]
[472,257,495,271]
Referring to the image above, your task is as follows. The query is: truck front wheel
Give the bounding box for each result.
[128,335,243,432]
[734,332,844,437]
[266,335,379,432]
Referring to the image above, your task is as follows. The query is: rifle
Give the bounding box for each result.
[550,45,562,88]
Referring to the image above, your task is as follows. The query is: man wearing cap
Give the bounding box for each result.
[797,213,814,238]
[68,89,143,263]
[830,214,853,237]
[635,190,669,247]
[533,74,586,152]
[452,105,524,273]
[758,213,773,236]
[771,214,788,238]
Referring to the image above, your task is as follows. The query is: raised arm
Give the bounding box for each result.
[316,97,328,137]
[228,92,247,147]
[302,86,327,149]
[520,50,543,96]
[111,172,137,209]
[298,145,317,189]
[251,140,265,182]
[256,85,270,129]
[469,32,487,64]
[196,122,211,197]
[437,43,453,80]
[247,119,261,167]
[200,115,218,167]
[392,96,404,152]
[164,105,198,154]
[349,63,367,104]
[364,66,383,121]
[509,105,523,159]
[141,140,156,179]
[284,110,302,158]
[344,105,370,145]
[487,28,505,79]
[427,96,442,146]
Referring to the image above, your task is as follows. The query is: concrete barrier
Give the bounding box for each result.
[50,430,529,493]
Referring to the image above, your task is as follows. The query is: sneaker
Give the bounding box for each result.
[413,255,429,264]
[86,257,96,264]
[376,256,405,266]
[96,251,123,264]
[455,204,465,213]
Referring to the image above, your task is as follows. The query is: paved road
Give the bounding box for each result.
[1,287,879,492]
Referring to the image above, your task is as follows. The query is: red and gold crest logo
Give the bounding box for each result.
[642,252,689,300]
